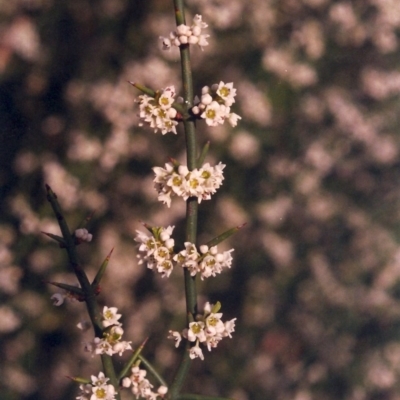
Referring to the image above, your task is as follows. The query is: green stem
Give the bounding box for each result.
[168,1,199,398]
[139,355,168,387]
[45,185,120,399]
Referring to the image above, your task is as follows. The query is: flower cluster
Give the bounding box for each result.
[75,228,93,243]
[76,372,115,400]
[174,243,234,280]
[168,302,236,361]
[136,86,178,135]
[122,366,168,400]
[134,227,234,280]
[160,14,209,50]
[153,162,225,207]
[192,82,241,127]
[134,226,175,278]
[85,306,132,357]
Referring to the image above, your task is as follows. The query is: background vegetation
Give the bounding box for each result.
[1,0,400,399]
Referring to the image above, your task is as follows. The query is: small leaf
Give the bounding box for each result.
[211,301,221,314]
[196,141,210,168]
[205,223,246,249]
[67,376,91,384]
[41,231,66,247]
[45,281,84,297]
[91,248,114,289]
[118,337,149,381]
[128,81,156,97]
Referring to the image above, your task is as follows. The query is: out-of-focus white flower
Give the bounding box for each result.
[51,292,65,306]
[75,228,93,243]
[189,341,204,360]
[77,320,91,331]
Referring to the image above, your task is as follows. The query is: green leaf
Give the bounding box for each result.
[118,337,148,381]
[129,81,156,97]
[205,224,246,249]
[91,248,114,290]
[41,231,66,247]
[196,141,210,168]
[138,354,168,388]
[67,376,91,384]
[46,281,84,297]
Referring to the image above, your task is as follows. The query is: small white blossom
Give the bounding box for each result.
[51,292,65,306]
[160,14,209,51]
[77,320,91,331]
[123,366,166,400]
[168,330,182,348]
[76,383,92,400]
[102,306,122,328]
[189,341,204,360]
[158,386,168,395]
[75,228,93,242]
[77,372,116,400]
[187,321,207,342]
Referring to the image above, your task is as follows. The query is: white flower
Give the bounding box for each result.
[201,101,224,126]
[91,372,109,387]
[160,36,171,50]
[135,226,176,277]
[90,384,115,400]
[112,340,132,356]
[228,112,242,127]
[75,228,93,242]
[215,81,237,106]
[94,337,114,356]
[189,341,204,360]
[168,302,236,360]
[160,15,209,51]
[51,292,65,306]
[192,82,240,127]
[77,320,91,331]
[136,87,178,135]
[223,318,237,338]
[158,385,168,395]
[193,14,208,29]
[102,306,122,328]
[153,162,225,206]
[85,372,116,400]
[205,313,225,335]
[168,330,182,348]
[76,383,92,400]
[187,321,206,342]
[122,377,132,388]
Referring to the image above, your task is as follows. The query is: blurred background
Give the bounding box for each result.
[1,0,400,399]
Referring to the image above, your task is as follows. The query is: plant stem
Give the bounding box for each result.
[168,1,199,398]
[45,185,120,399]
